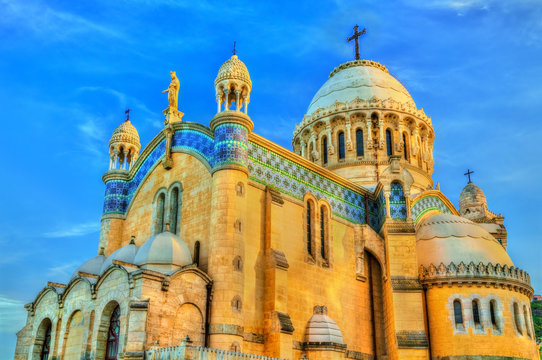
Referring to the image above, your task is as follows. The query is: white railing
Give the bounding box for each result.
[146,341,286,360]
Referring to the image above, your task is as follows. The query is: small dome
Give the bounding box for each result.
[459,182,487,219]
[215,55,252,88]
[99,241,138,274]
[109,120,141,150]
[416,213,512,268]
[306,60,415,116]
[304,306,344,344]
[71,255,106,279]
[134,231,192,272]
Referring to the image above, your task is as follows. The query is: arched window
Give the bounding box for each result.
[402,133,408,160]
[453,300,463,326]
[154,192,166,234]
[490,300,498,328]
[338,132,345,160]
[306,200,314,256]
[106,305,121,360]
[472,300,481,326]
[320,206,328,261]
[322,136,328,164]
[386,129,393,156]
[40,322,52,360]
[513,302,522,334]
[523,305,532,338]
[169,187,181,234]
[356,129,364,157]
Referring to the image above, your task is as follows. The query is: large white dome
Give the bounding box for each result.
[306,60,415,116]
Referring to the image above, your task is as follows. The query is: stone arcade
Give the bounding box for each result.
[14,43,538,360]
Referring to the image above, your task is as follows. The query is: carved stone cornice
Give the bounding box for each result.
[385,220,415,234]
[294,96,432,138]
[419,262,533,297]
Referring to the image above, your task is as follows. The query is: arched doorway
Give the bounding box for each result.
[366,251,386,358]
[32,318,52,360]
[95,301,122,360]
[106,305,120,360]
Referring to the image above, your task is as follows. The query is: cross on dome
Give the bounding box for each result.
[464,169,474,183]
[347,25,367,60]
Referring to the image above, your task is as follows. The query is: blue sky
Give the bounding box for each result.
[1,0,541,356]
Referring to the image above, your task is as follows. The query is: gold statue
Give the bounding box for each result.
[162,71,180,110]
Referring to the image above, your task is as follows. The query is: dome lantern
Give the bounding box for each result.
[108,110,141,171]
[214,49,252,114]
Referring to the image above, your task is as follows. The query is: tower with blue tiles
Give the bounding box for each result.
[207,53,253,351]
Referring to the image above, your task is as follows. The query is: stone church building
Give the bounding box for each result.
[14,41,538,360]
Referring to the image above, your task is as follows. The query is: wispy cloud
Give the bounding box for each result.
[0,294,27,333]
[43,222,99,238]
[47,261,82,280]
[0,0,125,42]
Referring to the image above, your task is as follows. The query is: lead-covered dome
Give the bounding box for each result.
[306,60,415,116]
[416,213,512,268]
[71,255,106,279]
[304,305,344,345]
[99,240,138,274]
[134,231,192,272]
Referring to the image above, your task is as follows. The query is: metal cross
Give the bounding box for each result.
[232,41,237,56]
[464,169,474,183]
[125,108,131,121]
[347,25,367,60]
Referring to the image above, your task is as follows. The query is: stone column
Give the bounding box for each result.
[325,122,335,154]
[243,95,248,114]
[217,94,222,113]
[223,89,230,111]
[366,117,373,149]
[235,90,240,111]
[300,139,306,158]
[345,115,353,151]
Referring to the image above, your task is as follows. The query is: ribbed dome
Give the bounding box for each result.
[459,182,487,219]
[71,255,106,279]
[99,241,138,274]
[306,60,415,115]
[134,231,192,272]
[416,213,513,268]
[109,120,141,149]
[304,306,344,344]
[215,55,252,88]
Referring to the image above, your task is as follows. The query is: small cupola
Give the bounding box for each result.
[108,110,141,171]
[214,46,252,114]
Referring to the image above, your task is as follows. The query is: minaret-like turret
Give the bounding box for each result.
[207,51,253,352]
[108,112,141,171]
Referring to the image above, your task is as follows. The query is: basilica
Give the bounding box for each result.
[14,32,538,360]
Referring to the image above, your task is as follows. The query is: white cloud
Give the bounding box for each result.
[43,222,99,238]
[46,261,82,280]
[0,294,27,334]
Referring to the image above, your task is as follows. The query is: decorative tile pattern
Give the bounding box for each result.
[390,182,407,220]
[213,123,248,167]
[171,130,214,165]
[104,129,214,215]
[103,126,384,232]
[248,142,379,229]
[410,195,452,224]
